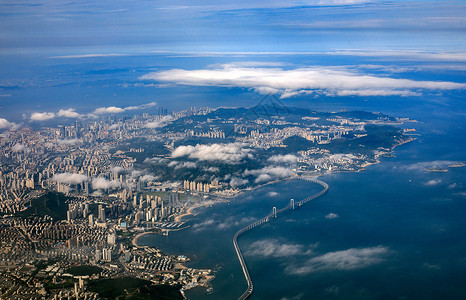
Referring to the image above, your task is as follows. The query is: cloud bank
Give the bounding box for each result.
[31,112,55,121]
[286,246,389,275]
[144,115,174,128]
[244,166,295,183]
[92,177,120,190]
[0,118,20,130]
[247,239,313,258]
[93,101,156,115]
[29,102,157,122]
[52,172,88,184]
[171,143,254,163]
[140,64,465,98]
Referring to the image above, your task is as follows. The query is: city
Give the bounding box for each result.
[0,102,416,299]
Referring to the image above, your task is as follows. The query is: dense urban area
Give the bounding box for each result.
[0,102,416,299]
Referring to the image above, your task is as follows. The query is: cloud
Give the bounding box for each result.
[205,166,219,172]
[192,219,215,231]
[140,63,465,98]
[247,239,313,258]
[50,53,129,59]
[57,108,81,118]
[425,179,442,186]
[268,154,298,164]
[171,143,254,163]
[92,177,120,190]
[111,166,124,174]
[12,143,26,152]
[325,213,339,219]
[56,139,82,145]
[30,112,55,121]
[52,172,88,184]
[286,246,390,275]
[0,118,20,130]
[140,174,157,182]
[94,102,157,115]
[230,177,249,187]
[329,50,466,62]
[93,106,125,114]
[268,191,279,197]
[397,160,462,172]
[144,115,174,128]
[245,166,295,183]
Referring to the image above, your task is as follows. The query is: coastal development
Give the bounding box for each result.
[0,103,416,298]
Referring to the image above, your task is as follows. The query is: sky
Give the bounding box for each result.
[0,0,466,124]
[1,0,466,54]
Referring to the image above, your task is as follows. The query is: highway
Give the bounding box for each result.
[233,177,329,300]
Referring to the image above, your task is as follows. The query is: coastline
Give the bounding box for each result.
[131,231,153,247]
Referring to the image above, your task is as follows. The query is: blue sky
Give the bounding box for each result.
[1,0,466,54]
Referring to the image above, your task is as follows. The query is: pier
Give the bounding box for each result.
[233,177,329,300]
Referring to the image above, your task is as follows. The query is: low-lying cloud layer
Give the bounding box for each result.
[144,115,174,128]
[92,177,120,190]
[171,143,254,163]
[52,172,88,184]
[140,63,465,98]
[244,166,295,183]
[0,118,20,130]
[286,246,390,275]
[247,239,313,258]
[29,102,157,121]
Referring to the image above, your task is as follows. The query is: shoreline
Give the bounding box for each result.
[131,231,153,247]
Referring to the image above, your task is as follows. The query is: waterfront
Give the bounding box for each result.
[137,96,466,300]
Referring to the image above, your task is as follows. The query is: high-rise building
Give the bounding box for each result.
[98,205,106,222]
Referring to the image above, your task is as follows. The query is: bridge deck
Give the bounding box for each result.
[233,177,329,300]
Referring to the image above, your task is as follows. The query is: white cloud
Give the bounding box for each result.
[171,143,254,163]
[255,174,272,183]
[397,160,462,172]
[286,246,390,275]
[57,108,81,118]
[12,143,25,152]
[52,172,88,184]
[111,166,124,174]
[124,101,157,111]
[230,177,249,187]
[245,166,295,183]
[0,118,20,130]
[170,161,197,169]
[93,106,125,114]
[140,63,465,98]
[144,115,174,128]
[30,112,55,121]
[50,53,129,59]
[140,174,157,182]
[268,154,298,164]
[247,239,313,258]
[268,191,279,197]
[94,102,157,115]
[205,166,219,172]
[425,179,442,186]
[92,177,120,190]
[325,213,339,219]
[330,50,466,62]
[56,139,82,145]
